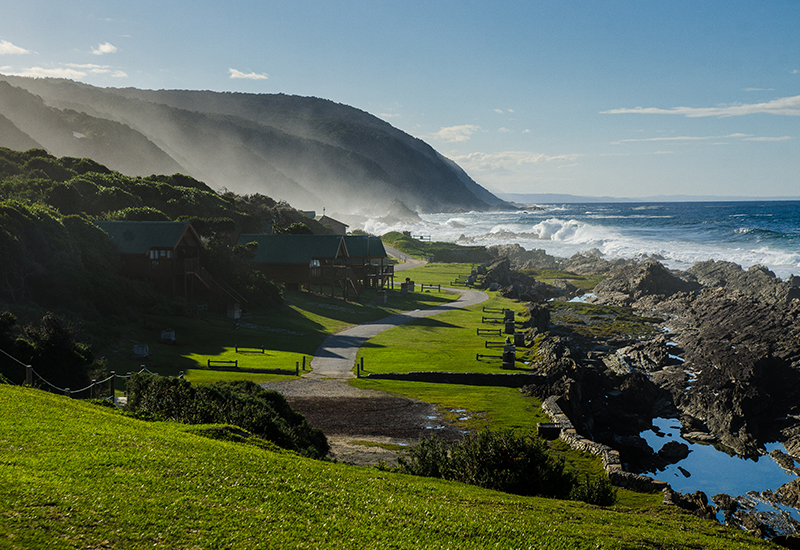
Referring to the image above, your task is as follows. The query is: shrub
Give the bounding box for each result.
[125,374,328,459]
[398,429,574,499]
[569,474,618,506]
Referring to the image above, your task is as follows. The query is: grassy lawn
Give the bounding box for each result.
[0,385,775,550]
[356,291,529,375]
[102,287,458,385]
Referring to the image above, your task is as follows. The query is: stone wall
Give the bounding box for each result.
[541,396,669,493]
[363,371,546,388]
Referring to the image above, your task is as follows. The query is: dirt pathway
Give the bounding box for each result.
[263,285,488,466]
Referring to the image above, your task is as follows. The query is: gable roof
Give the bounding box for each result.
[95,221,202,254]
[238,234,348,264]
[343,235,387,259]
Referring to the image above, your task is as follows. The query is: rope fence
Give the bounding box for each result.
[2,345,183,403]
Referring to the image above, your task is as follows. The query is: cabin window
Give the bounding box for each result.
[310,259,320,267]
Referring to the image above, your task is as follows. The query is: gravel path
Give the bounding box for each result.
[262,286,488,464]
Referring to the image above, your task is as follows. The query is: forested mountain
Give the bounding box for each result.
[0,76,510,214]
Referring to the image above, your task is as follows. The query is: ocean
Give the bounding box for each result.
[364,201,800,279]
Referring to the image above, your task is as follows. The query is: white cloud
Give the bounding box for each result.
[744,136,792,142]
[229,68,268,80]
[614,133,790,144]
[448,150,582,173]
[522,129,531,134]
[507,108,515,113]
[111,70,128,78]
[91,42,117,55]
[428,124,481,142]
[498,127,511,133]
[494,109,504,114]
[4,66,88,79]
[601,94,800,117]
[743,87,774,92]
[378,113,400,119]
[0,40,30,55]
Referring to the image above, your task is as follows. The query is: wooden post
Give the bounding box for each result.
[25,365,32,386]
[110,371,116,405]
[360,357,364,375]
[296,361,299,376]
[302,356,306,371]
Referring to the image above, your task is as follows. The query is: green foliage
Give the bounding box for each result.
[570,473,618,507]
[125,374,328,458]
[398,429,576,499]
[381,231,491,263]
[12,312,99,391]
[277,221,314,234]
[105,206,170,221]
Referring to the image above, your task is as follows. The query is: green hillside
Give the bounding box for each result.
[0,385,775,550]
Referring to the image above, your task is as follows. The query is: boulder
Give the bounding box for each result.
[594,260,700,305]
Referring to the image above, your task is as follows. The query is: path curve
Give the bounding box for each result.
[307,287,488,380]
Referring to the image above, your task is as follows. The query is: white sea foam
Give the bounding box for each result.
[364,206,800,279]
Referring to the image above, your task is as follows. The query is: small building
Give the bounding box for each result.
[314,214,349,235]
[343,235,393,288]
[238,233,360,298]
[96,220,245,306]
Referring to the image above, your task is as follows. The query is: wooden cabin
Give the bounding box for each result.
[238,234,360,298]
[343,235,393,288]
[314,214,349,235]
[96,221,245,307]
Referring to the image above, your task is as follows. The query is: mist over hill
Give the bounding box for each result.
[0,76,509,215]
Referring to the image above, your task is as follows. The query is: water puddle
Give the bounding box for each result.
[640,418,800,524]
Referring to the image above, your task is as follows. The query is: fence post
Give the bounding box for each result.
[110,371,116,405]
[296,361,299,376]
[302,356,306,371]
[360,357,364,375]
[26,365,33,386]
[66,388,71,399]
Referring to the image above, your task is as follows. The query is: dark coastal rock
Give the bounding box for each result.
[663,488,717,520]
[769,449,800,476]
[560,249,630,275]
[663,288,800,457]
[687,260,800,304]
[487,244,561,270]
[594,260,700,305]
[481,258,573,302]
[657,440,690,463]
[523,303,550,333]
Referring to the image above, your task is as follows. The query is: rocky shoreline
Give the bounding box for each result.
[481,245,800,543]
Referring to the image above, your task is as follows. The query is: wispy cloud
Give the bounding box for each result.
[449,151,582,173]
[2,62,128,80]
[743,87,774,92]
[229,68,268,80]
[498,127,511,133]
[428,124,481,142]
[91,42,117,55]
[0,40,30,55]
[494,109,504,114]
[614,133,791,144]
[601,94,800,117]
[5,66,88,79]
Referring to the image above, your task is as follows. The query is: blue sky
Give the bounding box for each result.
[1,0,799,198]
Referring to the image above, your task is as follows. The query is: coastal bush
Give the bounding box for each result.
[570,473,618,506]
[397,429,618,505]
[125,374,328,458]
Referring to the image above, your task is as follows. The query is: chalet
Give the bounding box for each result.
[95,221,245,307]
[314,214,349,235]
[238,233,360,298]
[343,235,393,288]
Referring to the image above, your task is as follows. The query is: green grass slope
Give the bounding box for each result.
[0,385,775,549]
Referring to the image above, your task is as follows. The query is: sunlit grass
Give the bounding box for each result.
[0,385,773,550]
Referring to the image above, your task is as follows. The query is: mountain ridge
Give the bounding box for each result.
[0,76,510,214]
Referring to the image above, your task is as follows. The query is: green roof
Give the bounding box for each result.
[238,234,347,264]
[343,235,387,259]
[95,221,198,254]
